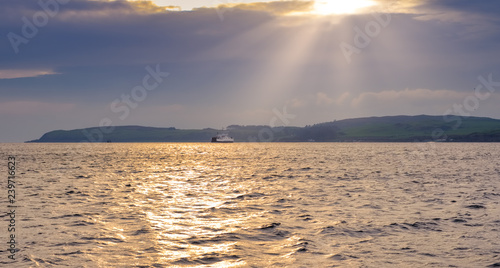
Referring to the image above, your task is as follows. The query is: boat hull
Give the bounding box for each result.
[211,133,234,143]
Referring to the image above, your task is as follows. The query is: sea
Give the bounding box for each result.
[0,143,499,267]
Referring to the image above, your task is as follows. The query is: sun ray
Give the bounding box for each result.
[236,18,325,109]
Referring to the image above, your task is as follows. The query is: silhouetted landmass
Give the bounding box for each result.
[27,115,500,142]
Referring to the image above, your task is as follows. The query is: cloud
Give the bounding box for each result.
[371,0,424,14]
[0,69,57,79]
[214,1,314,15]
[287,97,307,108]
[336,92,351,105]
[316,92,334,106]
[373,0,500,38]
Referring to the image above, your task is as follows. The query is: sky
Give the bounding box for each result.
[1,0,500,142]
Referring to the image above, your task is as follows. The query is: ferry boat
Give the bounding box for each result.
[211,132,234,143]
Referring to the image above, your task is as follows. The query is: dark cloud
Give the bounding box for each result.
[423,0,500,15]
[0,0,262,68]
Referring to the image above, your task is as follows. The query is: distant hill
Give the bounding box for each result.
[27,115,500,142]
[315,115,500,142]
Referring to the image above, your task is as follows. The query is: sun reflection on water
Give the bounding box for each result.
[12,143,500,267]
[127,144,270,266]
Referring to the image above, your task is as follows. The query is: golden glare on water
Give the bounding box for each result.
[312,0,376,15]
[7,143,500,267]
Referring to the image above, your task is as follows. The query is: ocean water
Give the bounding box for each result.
[0,143,499,267]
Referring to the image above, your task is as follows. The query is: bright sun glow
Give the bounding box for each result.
[312,0,377,15]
